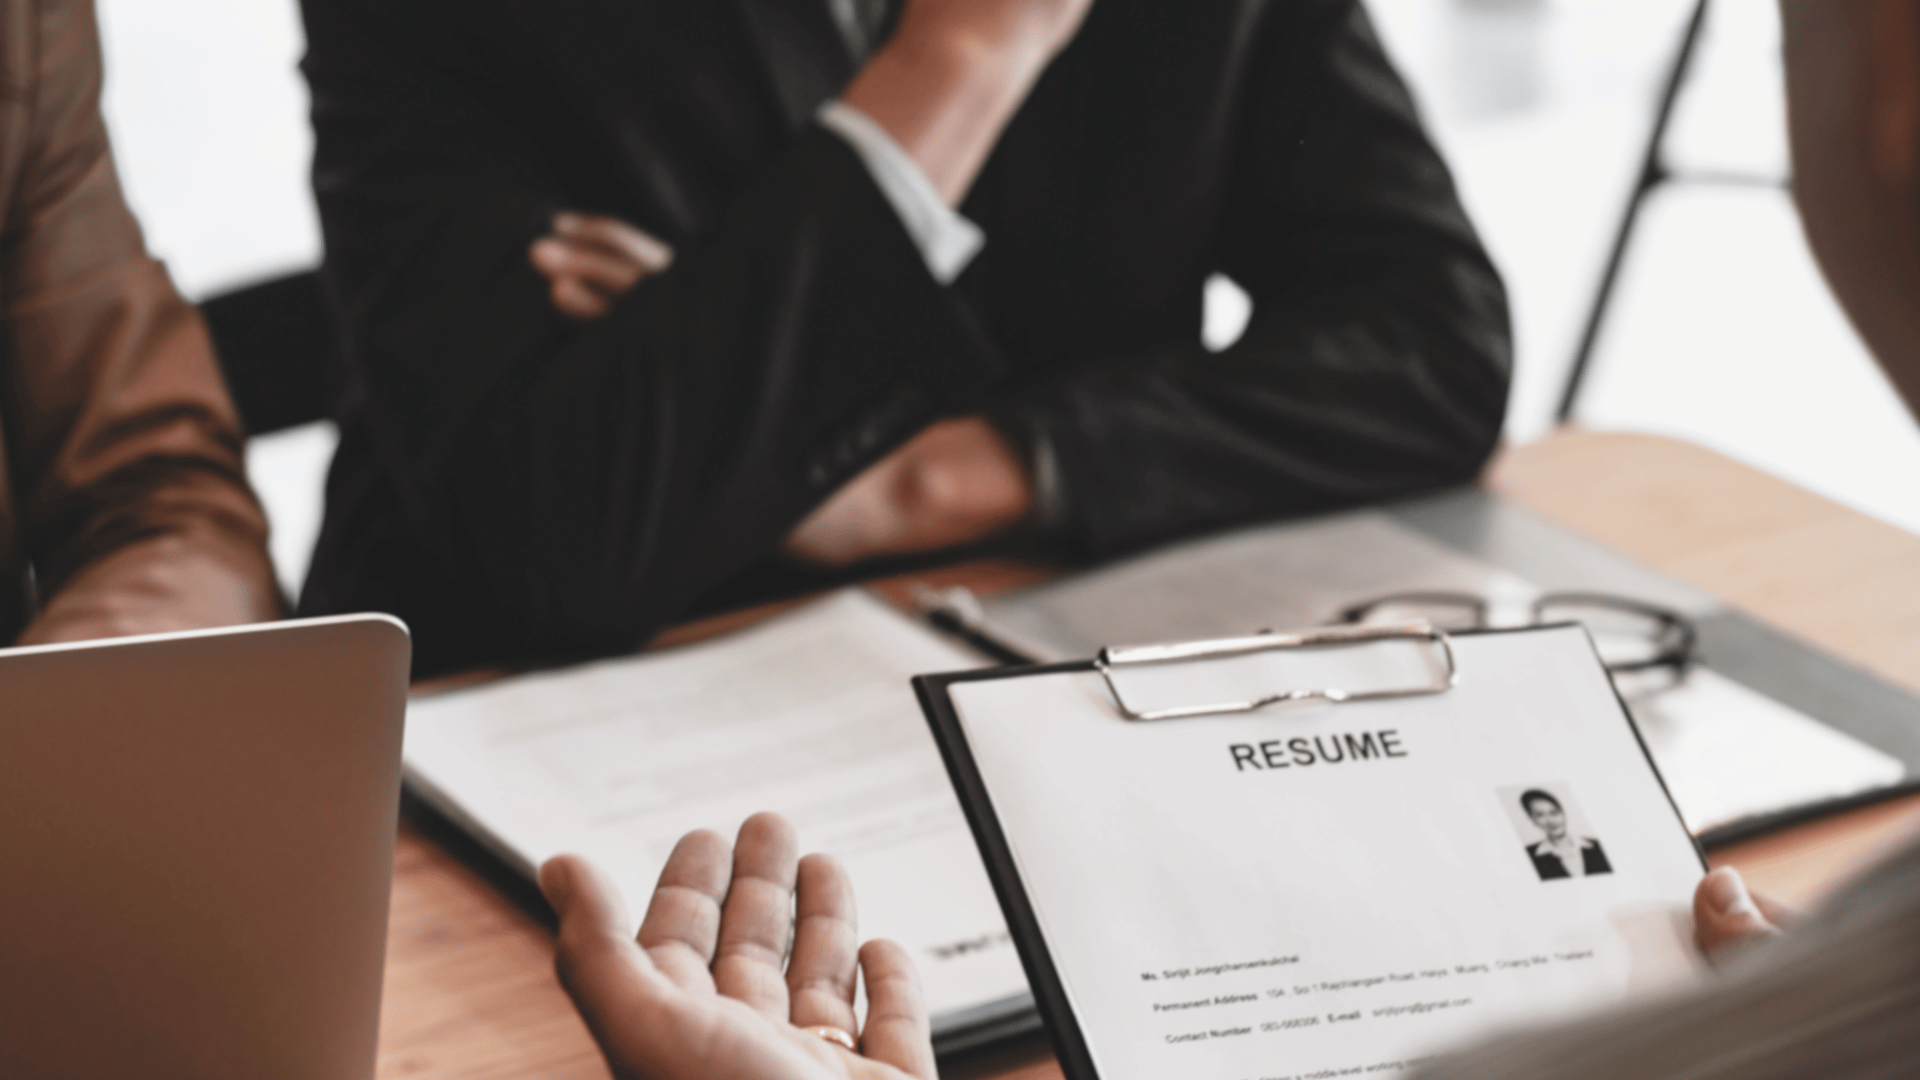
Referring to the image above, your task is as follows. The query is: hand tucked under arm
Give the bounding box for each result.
[529,212,676,320]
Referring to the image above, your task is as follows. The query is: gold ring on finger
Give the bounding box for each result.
[804,1025,858,1053]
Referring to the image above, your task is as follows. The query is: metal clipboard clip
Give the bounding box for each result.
[1094,622,1458,722]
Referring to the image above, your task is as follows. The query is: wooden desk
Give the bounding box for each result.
[374,429,1920,1080]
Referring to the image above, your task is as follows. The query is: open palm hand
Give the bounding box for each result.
[541,813,937,1080]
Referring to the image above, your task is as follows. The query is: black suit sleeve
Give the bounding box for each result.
[299,0,1001,660]
[991,0,1511,557]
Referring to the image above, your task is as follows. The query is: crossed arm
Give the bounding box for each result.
[531,210,1034,566]
[306,0,1508,669]
[520,0,1109,569]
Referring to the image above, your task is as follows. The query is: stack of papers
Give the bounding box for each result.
[404,591,1031,1032]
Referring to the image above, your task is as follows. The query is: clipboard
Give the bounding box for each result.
[914,622,1708,1080]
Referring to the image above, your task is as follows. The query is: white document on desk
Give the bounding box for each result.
[942,626,1707,1080]
[402,589,1027,1024]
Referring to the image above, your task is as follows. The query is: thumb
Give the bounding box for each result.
[542,854,641,945]
[1694,866,1780,962]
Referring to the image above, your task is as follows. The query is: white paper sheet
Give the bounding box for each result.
[947,627,1707,1080]
[1628,668,1905,832]
[403,590,1027,1022]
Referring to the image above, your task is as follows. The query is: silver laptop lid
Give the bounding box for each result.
[0,614,410,1080]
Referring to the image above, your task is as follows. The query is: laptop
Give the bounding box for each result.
[0,614,411,1080]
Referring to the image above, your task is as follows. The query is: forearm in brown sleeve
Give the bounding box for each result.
[7,0,277,642]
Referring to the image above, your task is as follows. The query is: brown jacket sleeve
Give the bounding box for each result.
[0,0,277,643]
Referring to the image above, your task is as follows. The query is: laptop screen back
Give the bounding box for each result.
[0,615,410,1080]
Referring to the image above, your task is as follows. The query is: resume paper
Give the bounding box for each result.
[943,626,1706,1080]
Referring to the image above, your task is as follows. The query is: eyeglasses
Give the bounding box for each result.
[1332,590,1697,699]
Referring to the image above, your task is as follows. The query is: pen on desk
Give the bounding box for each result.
[909,584,1037,667]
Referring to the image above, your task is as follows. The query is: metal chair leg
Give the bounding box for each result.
[1554,0,1714,424]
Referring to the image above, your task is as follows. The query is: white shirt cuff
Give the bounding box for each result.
[818,100,986,285]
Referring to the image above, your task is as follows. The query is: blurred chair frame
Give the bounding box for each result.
[1554,0,1792,423]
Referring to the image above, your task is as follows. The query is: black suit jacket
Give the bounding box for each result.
[297,0,1512,676]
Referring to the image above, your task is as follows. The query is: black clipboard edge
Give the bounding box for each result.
[931,994,1046,1062]
[914,627,1711,1080]
[1697,777,1920,850]
[1573,622,1713,877]
[916,659,1106,1080]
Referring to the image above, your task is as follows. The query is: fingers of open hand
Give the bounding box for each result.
[637,829,735,991]
[785,853,862,1036]
[1694,866,1784,962]
[542,855,671,1035]
[856,939,938,1080]
[712,813,803,1021]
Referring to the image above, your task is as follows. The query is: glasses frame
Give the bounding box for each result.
[1333,590,1697,678]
